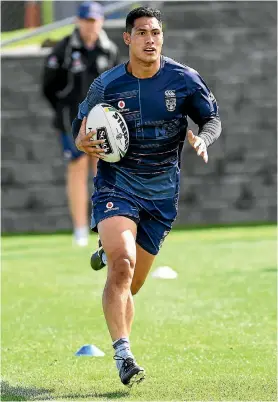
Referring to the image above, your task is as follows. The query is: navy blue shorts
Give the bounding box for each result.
[91,179,179,255]
[60,132,84,161]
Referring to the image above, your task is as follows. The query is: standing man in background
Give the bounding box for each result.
[42,1,120,246]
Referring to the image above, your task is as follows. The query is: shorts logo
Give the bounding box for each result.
[165,90,176,112]
[104,201,119,213]
[118,100,125,109]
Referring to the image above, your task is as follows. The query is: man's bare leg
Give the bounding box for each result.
[99,216,137,340]
[98,216,145,385]
[125,244,156,334]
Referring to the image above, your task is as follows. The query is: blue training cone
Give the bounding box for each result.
[75,344,105,357]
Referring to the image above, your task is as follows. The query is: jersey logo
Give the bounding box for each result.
[47,55,58,69]
[72,51,81,60]
[165,90,176,112]
[118,100,125,109]
[209,92,216,102]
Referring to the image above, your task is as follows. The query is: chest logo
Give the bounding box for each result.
[165,90,176,112]
[72,51,81,60]
[118,100,125,109]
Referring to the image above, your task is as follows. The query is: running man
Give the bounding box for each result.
[73,6,221,386]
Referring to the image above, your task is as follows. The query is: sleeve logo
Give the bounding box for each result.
[209,92,216,102]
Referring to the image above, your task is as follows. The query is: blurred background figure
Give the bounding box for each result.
[24,1,41,29]
[42,1,120,246]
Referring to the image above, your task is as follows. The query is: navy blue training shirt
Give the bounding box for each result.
[75,56,219,200]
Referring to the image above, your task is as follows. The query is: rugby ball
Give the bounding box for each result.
[86,103,129,163]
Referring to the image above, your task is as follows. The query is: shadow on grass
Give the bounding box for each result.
[96,391,130,399]
[262,267,277,273]
[60,390,130,400]
[1,380,130,401]
[1,381,53,401]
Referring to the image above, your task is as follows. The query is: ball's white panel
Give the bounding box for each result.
[86,103,129,163]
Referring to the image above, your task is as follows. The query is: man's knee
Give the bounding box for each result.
[108,252,136,286]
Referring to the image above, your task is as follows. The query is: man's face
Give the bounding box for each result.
[124,17,163,63]
[77,17,103,41]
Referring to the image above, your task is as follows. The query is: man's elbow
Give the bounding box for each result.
[213,116,222,137]
[216,116,222,138]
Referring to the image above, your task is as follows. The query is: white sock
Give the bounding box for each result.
[113,338,134,370]
[74,226,88,239]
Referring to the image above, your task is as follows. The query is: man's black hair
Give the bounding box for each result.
[125,7,162,33]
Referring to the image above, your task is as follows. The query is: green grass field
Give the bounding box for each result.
[1,226,277,401]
